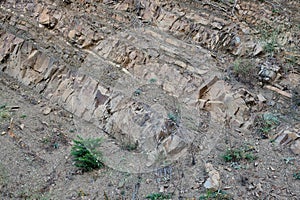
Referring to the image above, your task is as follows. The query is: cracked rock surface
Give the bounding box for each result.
[0,0,299,199]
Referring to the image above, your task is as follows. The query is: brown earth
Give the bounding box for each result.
[0,0,299,199]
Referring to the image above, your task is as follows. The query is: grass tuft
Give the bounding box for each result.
[199,189,232,200]
[146,193,172,200]
[293,171,300,180]
[232,59,257,84]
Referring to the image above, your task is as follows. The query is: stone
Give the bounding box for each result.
[199,79,249,127]
[204,163,221,190]
[275,130,300,145]
[159,185,165,193]
[42,107,52,115]
[253,43,264,56]
[39,9,50,25]
[259,68,277,82]
[290,140,300,155]
[39,8,57,28]
[163,135,186,156]
[257,93,266,102]
[19,124,25,130]
[68,30,77,40]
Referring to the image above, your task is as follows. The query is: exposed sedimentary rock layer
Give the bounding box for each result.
[0,0,299,172]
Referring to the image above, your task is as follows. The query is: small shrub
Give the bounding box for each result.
[264,40,276,54]
[146,193,172,200]
[149,78,157,83]
[232,59,257,84]
[255,112,280,139]
[20,114,27,119]
[167,112,179,124]
[121,139,138,151]
[199,189,232,200]
[71,136,104,172]
[293,171,300,180]
[258,23,281,55]
[222,146,257,163]
[0,104,10,120]
[134,88,142,96]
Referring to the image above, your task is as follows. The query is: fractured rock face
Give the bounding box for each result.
[198,79,249,128]
[104,76,199,168]
[39,8,58,29]
[0,0,299,172]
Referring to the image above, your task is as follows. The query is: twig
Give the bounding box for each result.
[104,191,110,200]
[264,85,292,98]
[131,176,141,200]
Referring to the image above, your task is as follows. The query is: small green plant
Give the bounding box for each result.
[71,136,104,172]
[293,171,300,180]
[257,112,280,138]
[121,140,138,151]
[149,78,157,83]
[146,193,172,200]
[263,37,277,54]
[0,104,10,120]
[232,59,257,83]
[199,189,232,200]
[134,88,142,96]
[222,146,257,163]
[258,23,281,55]
[20,114,27,119]
[77,189,87,197]
[167,112,179,124]
[233,59,252,76]
[283,157,295,165]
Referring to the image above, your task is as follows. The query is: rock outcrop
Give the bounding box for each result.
[0,0,299,172]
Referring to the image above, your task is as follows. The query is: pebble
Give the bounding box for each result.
[257,94,266,102]
[42,107,52,115]
[290,140,300,155]
[145,179,152,184]
[19,124,25,130]
[159,185,164,193]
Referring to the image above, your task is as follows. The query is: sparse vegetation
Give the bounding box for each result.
[149,78,157,83]
[293,171,300,180]
[146,192,172,200]
[121,139,138,151]
[232,59,257,84]
[134,88,142,96]
[0,104,10,120]
[199,189,232,200]
[20,114,27,119]
[255,112,280,139]
[222,146,257,163]
[284,157,295,165]
[0,0,299,199]
[258,23,281,55]
[167,112,179,124]
[71,136,104,172]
